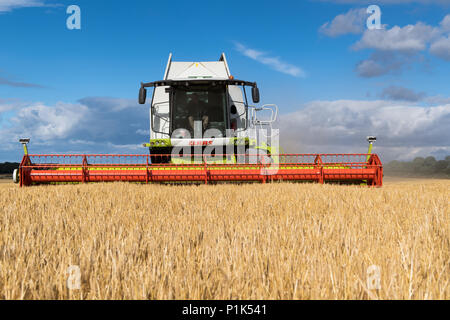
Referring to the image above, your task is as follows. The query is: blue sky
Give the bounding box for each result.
[1,0,450,162]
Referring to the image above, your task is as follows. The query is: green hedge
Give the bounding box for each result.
[0,163,20,174]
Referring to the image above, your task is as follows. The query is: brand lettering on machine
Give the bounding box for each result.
[189,141,213,146]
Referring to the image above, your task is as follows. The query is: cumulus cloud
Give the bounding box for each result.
[427,14,450,60]
[279,100,450,162]
[0,0,45,12]
[0,99,22,113]
[351,15,450,77]
[0,97,150,160]
[380,85,425,102]
[354,22,440,52]
[11,102,88,141]
[319,8,367,37]
[429,36,450,60]
[441,14,450,31]
[2,96,450,163]
[235,42,306,77]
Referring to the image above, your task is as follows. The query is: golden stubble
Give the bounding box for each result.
[0,180,448,300]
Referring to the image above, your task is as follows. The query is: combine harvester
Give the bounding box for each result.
[14,54,383,187]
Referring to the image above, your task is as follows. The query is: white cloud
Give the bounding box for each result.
[319,8,367,37]
[428,14,450,60]
[235,43,306,77]
[279,100,450,161]
[350,14,450,77]
[440,14,450,32]
[429,36,450,60]
[354,22,440,52]
[0,100,19,113]
[2,97,450,163]
[0,0,45,12]
[0,97,150,160]
[7,102,89,141]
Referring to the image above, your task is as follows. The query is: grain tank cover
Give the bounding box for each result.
[164,53,231,81]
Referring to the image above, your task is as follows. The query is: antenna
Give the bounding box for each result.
[367,136,377,144]
[19,138,30,155]
[366,136,377,161]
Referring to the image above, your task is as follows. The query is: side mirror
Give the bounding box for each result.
[139,87,147,104]
[252,86,260,104]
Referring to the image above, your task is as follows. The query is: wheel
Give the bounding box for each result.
[12,169,19,184]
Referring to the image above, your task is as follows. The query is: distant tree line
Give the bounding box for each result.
[384,156,450,178]
[0,163,19,175]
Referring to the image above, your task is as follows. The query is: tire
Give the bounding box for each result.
[12,169,19,184]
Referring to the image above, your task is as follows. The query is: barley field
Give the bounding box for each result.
[0,179,448,300]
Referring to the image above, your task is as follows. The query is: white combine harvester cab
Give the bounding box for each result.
[139,53,278,164]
